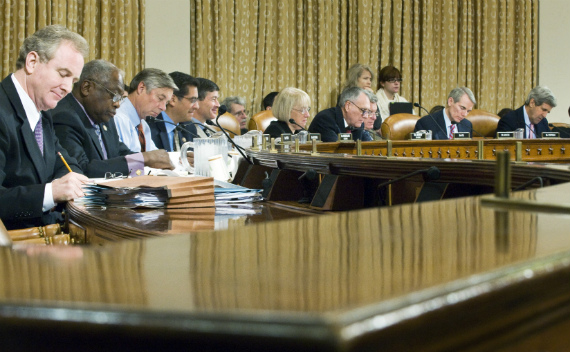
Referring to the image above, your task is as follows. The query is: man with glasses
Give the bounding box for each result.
[414,87,475,140]
[221,96,249,134]
[114,68,178,156]
[51,60,173,178]
[308,86,371,142]
[147,72,200,151]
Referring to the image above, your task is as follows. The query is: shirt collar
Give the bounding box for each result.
[119,98,142,127]
[72,94,98,128]
[162,112,177,133]
[11,74,41,130]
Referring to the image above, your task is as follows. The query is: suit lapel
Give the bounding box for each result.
[67,95,105,159]
[1,77,49,182]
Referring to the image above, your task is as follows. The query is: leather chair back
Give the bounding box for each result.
[215,112,241,138]
[381,113,420,140]
[247,110,277,132]
[465,109,500,137]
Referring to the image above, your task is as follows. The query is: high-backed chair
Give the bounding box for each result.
[465,109,500,137]
[381,113,420,140]
[247,110,277,132]
[214,112,241,138]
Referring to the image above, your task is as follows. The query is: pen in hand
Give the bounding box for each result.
[57,152,73,173]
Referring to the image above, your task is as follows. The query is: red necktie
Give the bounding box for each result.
[137,123,146,152]
[449,124,455,139]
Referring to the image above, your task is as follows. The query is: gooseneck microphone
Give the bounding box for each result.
[288,118,307,131]
[146,116,200,139]
[213,109,253,165]
[413,103,448,139]
[549,123,570,138]
[377,166,441,188]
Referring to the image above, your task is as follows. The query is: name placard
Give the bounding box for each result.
[262,134,271,145]
[338,133,352,141]
[309,133,321,142]
[280,133,293,143]
[541,132,560,139]
[497,132,515,139]
[409,132,428,140]
[453,132,471,139]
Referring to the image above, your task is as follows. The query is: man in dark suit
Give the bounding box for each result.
[497,86,557,138]
[414,87,475,140]
[147,72,200,151]
[308,86,371,142]
[0,25,89,230]
[51,60,173,178]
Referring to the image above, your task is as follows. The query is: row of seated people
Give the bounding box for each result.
[242,85,566,141]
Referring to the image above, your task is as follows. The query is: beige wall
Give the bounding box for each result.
[539,0,570,123]
[144,1,568,121]
[144,0,191,74]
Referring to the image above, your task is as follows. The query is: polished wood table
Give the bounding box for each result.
[2,156,570,350]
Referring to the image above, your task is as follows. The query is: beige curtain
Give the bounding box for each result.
[191,0,537,119]
[0,0,144,83]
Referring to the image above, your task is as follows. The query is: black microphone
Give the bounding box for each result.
[217,104,228,117]
[377,166,441,188]
[146,116,200,139]
[413,103,448,139]
[549,123,570,138]
[524,123,538,139]
[214,112,253,165]
[289,118,307,131]
[187,120,216,135]
[513,176,544,191]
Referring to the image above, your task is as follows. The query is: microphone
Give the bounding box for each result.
[414,103,448,139]
[146,116,200,139]
[187,120,216,135]
[513,176,544,191]
[213,112,253,165]
[524,123,537,139]
[549,123,570,138]
[217,104,228,117]
[377,166,441,188]
[289,118,307,131]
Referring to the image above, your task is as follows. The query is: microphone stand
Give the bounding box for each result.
[288,118,307,131]
[214,114,253,165]
[414,103,448,139]
[147,116,200,139]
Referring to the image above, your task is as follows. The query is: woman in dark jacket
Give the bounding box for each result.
[264,87,311,139]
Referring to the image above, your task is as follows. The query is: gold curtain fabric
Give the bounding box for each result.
[191,0,537,118]
[0,0,144,83]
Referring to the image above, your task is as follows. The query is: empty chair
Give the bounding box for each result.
[380,113,420,140]
[465,109,500,137]
[247,110,277,132]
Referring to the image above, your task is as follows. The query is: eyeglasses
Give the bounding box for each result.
[182,96,199,104]
[347,101,373,117]
[386,78,403,83]
[292,107,311,114]
[87,80,125,103]
[234,109,249,117]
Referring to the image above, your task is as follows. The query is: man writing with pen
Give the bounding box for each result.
[0,25,89,230]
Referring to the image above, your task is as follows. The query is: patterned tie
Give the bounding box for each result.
[449,124,456,139]
[93,124,108,159]
[137,123,146,152]
[173,129,180,151]
[34,118,43,155]
[529,124,535,139]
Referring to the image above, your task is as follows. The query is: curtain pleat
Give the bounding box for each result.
[191,0,537,120]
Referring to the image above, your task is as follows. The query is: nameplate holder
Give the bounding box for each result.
[280,133,293,144]
[541,132,560,139]
[338,133,352,141]
[497,132,515,139]
[453,132,471,139]
[309,133,321,142]
[281,143,291,153]
[262,134,271,145]
[410,132,428,140]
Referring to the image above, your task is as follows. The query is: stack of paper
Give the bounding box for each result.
[80,175,214,209]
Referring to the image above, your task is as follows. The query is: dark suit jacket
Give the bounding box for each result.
[264,120,295,139]
[414,109,473,140]
[147,113,197,151]
[496,105,549,138]
[308,107,368,142]
[51,94,134,178]
[0,75,81,230]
